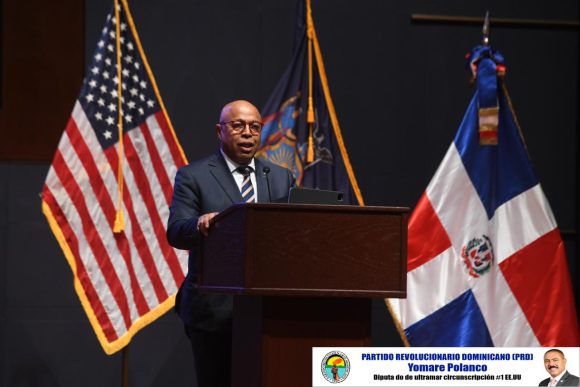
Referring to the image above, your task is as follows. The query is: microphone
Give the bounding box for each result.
[263,167,272,203]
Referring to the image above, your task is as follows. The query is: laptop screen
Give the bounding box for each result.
[287,187,345,205]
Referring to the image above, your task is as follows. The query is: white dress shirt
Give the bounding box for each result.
[220,149,259,202]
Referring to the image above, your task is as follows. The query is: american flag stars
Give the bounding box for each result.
[80,7,158,148]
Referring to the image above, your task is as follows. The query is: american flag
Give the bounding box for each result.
[41,1,188,354]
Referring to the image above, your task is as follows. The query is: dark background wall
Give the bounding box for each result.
[1,0,578,386]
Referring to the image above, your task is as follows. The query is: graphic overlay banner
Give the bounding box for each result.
[41,0,188,354]
[313,347,580,386]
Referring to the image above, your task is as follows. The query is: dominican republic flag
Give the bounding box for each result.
[389,45,579,346]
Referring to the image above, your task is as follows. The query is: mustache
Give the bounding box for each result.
[548,366,559,369]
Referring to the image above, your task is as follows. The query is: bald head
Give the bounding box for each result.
[219,100,262,123]
[216,100,262,165]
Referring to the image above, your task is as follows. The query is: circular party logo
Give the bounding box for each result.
[321,351,350,383]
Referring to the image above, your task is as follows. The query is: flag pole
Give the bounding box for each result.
[384,301,411,346]
[310,21,365,205]
[121,346,129,387]
[500,81,528,151]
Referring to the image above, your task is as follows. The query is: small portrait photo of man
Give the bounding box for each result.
[539,349,579,386]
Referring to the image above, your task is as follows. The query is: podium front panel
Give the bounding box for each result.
[200,204,407,298]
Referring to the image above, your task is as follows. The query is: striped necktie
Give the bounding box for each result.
[237,166,255,203]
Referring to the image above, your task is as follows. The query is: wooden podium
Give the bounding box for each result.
[199,203,408,387]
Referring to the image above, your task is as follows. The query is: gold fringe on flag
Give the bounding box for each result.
[305,0,315,163]
[113,0,125,233]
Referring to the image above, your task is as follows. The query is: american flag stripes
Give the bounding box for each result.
[41,0,188,354]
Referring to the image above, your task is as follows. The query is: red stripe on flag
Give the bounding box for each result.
[120,179,169,303]
[120,134,184,286]
[500,229,580,346]
[139,121,173,205]
[66,120,150,316]
[407,192,452,272]
[105,135,185,292]
[154,111,186,168]
[103,146,170,303]
[42,184,118,341]
[52,150,132,331]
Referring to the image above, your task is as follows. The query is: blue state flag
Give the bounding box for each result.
[257,0,363,205]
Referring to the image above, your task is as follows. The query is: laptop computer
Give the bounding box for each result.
[287,187,345,205]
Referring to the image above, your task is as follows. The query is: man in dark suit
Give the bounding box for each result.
[167,100,294,387]
[539,349,580,386]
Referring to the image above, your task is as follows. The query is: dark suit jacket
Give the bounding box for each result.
[539,371,580,386]
[167,151,294,330]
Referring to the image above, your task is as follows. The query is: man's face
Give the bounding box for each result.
[216,101,262,165]
[544,351,567,377]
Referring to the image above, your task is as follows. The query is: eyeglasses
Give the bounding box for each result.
[220,120,263,134]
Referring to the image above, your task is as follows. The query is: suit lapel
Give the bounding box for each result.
[255,159,270,203]
[208,151,242,203]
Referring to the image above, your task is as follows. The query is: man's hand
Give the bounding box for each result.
[197,212,219,236]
